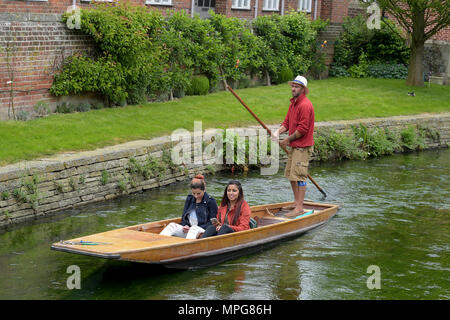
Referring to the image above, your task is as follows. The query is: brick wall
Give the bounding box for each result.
[330,0,349,23]
[320,0,331,20]
[431,26,450,42]
[0,16,95,120]
[0,0,192,120]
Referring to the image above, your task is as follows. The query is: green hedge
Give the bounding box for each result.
[367,63,408,79]
[51,3,325,107]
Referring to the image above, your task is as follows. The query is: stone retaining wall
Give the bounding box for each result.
[1,113,449,229]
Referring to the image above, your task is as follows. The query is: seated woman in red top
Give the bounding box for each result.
[201,180,251,238]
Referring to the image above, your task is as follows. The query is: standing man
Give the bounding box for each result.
[273,76,314,217]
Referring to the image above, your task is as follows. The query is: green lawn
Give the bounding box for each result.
[0,78,449,165]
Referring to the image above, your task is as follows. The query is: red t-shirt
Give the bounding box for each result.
[281,94,315,148]
[217,200,251,232]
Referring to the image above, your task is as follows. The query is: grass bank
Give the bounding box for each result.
[0,78,449,165]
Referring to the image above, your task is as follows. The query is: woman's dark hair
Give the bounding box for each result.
[190,174,205,191]
[220,180,244,226]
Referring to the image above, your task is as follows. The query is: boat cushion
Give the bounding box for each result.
[249,217,258,229]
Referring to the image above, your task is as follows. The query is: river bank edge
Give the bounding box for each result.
[1,112,449,230]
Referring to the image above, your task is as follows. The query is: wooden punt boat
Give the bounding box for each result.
[51,201,339,269]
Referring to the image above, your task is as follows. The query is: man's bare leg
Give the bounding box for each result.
[294,185,306,212]
[286,183,306,217]
[282,181,299,210]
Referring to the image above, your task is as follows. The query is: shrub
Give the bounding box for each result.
[238,76,252,89]
[54,3,165,106]
[326,130,366,160]
[314,129,366,161]
[314,125,429,162]
[56,102,76,114]
[274,67,294,84]
[33,101,50,117]
[186,76,210,96]
[348,52,369,78]
[367,63,408,79]
[401,126,425,151]
[328,66,350,78]
[76,103,91,112]
[16,110,29,121]
[51,55,128,106]
[352,124,399,157]
[332,15,409,69]
[91,102,104,110]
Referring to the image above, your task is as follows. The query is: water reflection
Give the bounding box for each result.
[0,149,448,299]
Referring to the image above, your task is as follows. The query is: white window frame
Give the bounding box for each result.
[263,0,279,11]
[146,0,172,6]
[232,0,251,10]
[298,0,312,13]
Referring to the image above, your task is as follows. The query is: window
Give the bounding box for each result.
[197,0,216,8]
[263,0,279,11]
[298,0,312,13]
[232,0,250,9]
[146,0,172,5]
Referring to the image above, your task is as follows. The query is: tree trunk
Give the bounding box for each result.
[406,40,425,86]
[265,69,271,86]
[219,66,228,89]
[406,5,426,87]
[8,81,15,120]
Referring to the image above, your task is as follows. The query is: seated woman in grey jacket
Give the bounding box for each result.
[160,174,218,239]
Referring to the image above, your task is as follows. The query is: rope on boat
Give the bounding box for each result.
[59,240,112,245]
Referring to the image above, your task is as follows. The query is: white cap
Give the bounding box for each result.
[288,75,309,94]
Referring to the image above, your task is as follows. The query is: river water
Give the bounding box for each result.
[0,149,448,300]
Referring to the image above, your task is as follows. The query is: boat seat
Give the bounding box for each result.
[257,217,288,227]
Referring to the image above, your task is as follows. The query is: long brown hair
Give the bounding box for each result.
[220,180,244,226]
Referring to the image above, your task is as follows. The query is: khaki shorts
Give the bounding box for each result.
[284,146,313,182]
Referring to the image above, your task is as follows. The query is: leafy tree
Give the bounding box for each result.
[365,0,450,86]
[51,5,323,103]
[209,12,261,89]
[280,11,318,76]
[160,12,194,100]
[252,12,320,84]
[167,12,221,90]
[252,14,290,85]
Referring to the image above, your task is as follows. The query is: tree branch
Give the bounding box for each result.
[381,0,413,34]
